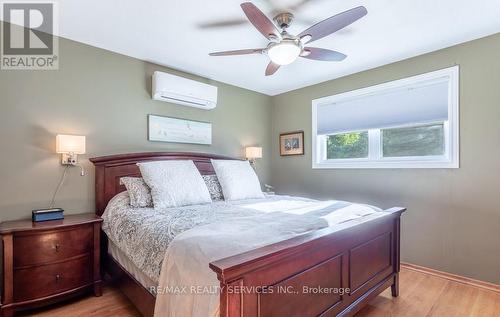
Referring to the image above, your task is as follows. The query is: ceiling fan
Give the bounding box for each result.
[209,2,368,76]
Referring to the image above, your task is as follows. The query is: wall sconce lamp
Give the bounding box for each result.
[56,134,86,165]
[245,147,262,165]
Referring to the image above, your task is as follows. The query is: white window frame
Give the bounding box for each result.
[312,66,459,169]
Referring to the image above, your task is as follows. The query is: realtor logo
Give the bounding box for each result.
[1,1,58,70]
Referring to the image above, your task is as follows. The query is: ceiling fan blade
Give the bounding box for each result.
[300,47,347,61]
[198,19,248,29]
[265,62,280,76]
[209,49,264,56]
[298,6,367,44]
[241,2,280,40]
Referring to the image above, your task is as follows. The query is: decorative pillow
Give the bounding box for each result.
[202,175,224,201]
[137,160,212,208]
[211,160,264,201]
[120,177,153,208]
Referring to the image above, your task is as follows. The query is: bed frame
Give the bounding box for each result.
[90,152,406,317]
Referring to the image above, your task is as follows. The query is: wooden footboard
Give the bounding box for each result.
[210,207,405,317]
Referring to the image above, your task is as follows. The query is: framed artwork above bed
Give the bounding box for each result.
[280,131,304,156]
[148,114,212,145]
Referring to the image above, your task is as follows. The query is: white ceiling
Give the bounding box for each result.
[55,1,500,95]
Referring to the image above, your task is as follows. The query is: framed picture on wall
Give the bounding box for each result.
[148,115,212,145]
[280,131,304,156]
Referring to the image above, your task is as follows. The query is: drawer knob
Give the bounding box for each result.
[53,244,60,252]
[55,274,62,282]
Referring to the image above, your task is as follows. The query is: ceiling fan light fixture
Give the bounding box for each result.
[267,41,301,66]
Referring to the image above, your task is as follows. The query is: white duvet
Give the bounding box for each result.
[152,197,383,317]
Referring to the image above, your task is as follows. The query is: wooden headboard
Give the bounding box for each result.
[89,152,239,216]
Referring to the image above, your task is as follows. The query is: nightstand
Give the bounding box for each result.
[0,213,102,317]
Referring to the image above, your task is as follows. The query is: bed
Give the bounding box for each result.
[90,152,406,317]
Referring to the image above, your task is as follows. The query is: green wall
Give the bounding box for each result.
[0,36,272,222]
[271,33,500,284]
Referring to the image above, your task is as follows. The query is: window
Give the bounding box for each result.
[327,131,368,159]
[312,66,459,169]
[382,123,444,157]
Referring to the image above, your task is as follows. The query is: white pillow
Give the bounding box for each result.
[211,160,264,201]
[137,160,211,208]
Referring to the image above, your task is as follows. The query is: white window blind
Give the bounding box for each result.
[317,81,449,135]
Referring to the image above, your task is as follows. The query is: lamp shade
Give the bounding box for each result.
[245,147,262,159]
[56,134,86,154]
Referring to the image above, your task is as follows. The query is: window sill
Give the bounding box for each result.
[312,159,459,169]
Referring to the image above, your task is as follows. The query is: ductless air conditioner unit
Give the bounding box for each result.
[152,71,218,110]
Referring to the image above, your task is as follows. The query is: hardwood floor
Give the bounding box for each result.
[356,268,500,317]
[17,287,141,317]
[16,267,500,317]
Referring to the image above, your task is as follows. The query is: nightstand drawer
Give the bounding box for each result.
[13,255,92,302]
[13,225,93,268]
